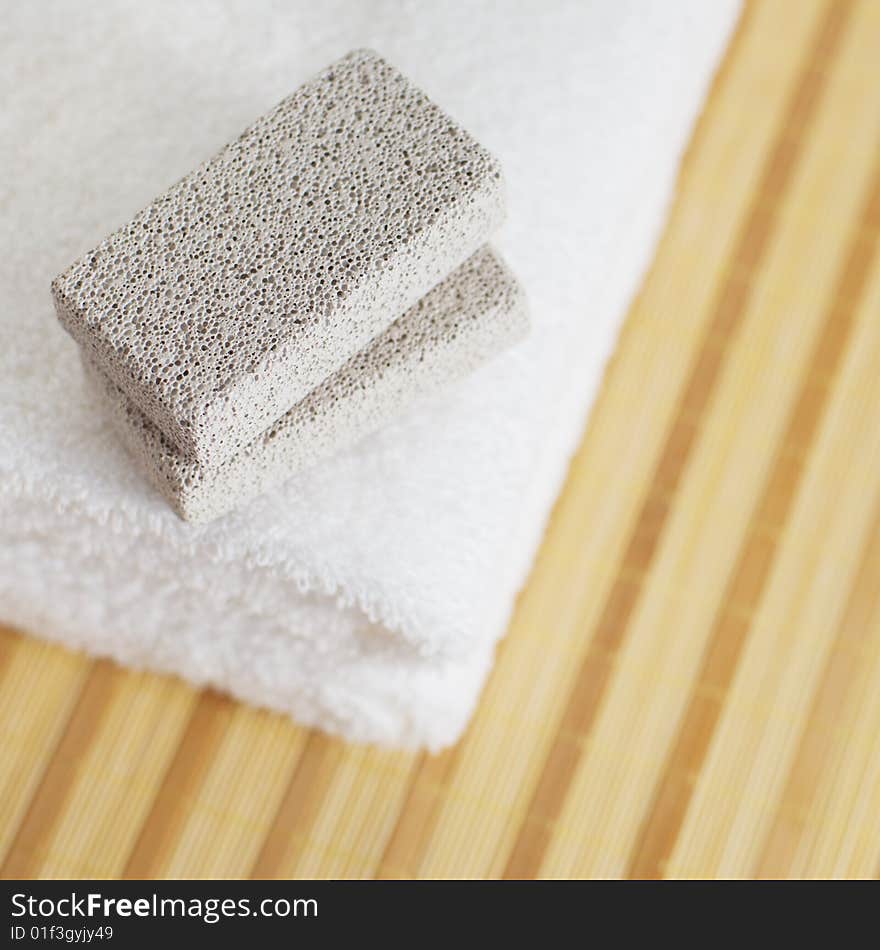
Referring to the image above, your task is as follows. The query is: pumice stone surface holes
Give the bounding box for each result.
[83,247,529,524]
[52,48,506,466]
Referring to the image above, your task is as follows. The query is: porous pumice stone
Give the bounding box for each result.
[52,48,506,467]
[83,247,528,524]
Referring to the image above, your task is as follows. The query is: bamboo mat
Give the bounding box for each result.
[2,0,880,880]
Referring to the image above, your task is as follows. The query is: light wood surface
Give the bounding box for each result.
[2,0,880,879]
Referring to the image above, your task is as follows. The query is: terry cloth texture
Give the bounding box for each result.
[0,0,740,748]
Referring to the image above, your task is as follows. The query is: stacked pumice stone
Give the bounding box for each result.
[52,49,528,522]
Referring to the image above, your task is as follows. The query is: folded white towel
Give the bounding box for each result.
[0,0,739,748]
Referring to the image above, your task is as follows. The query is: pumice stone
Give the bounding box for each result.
[83,247,528,524]
[52,48,506,466]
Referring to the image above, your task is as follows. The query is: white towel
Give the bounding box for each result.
[0,0,740,748]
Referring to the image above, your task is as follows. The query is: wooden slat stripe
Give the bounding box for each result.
[627,101,880,883]
[665,195,880,878]
[501,0,852,880]
[0,626,18,680]
[728,234,880,879]
[0,661,118,878]
[249,733,346,878]
[811,571,880,878]
[122,691,235,878]
[0,632,90,865]
[294,746,417,878]
[39,677,196,877]
[375,751,456,879]
[756,488,880,877]
[150,709,308,878]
